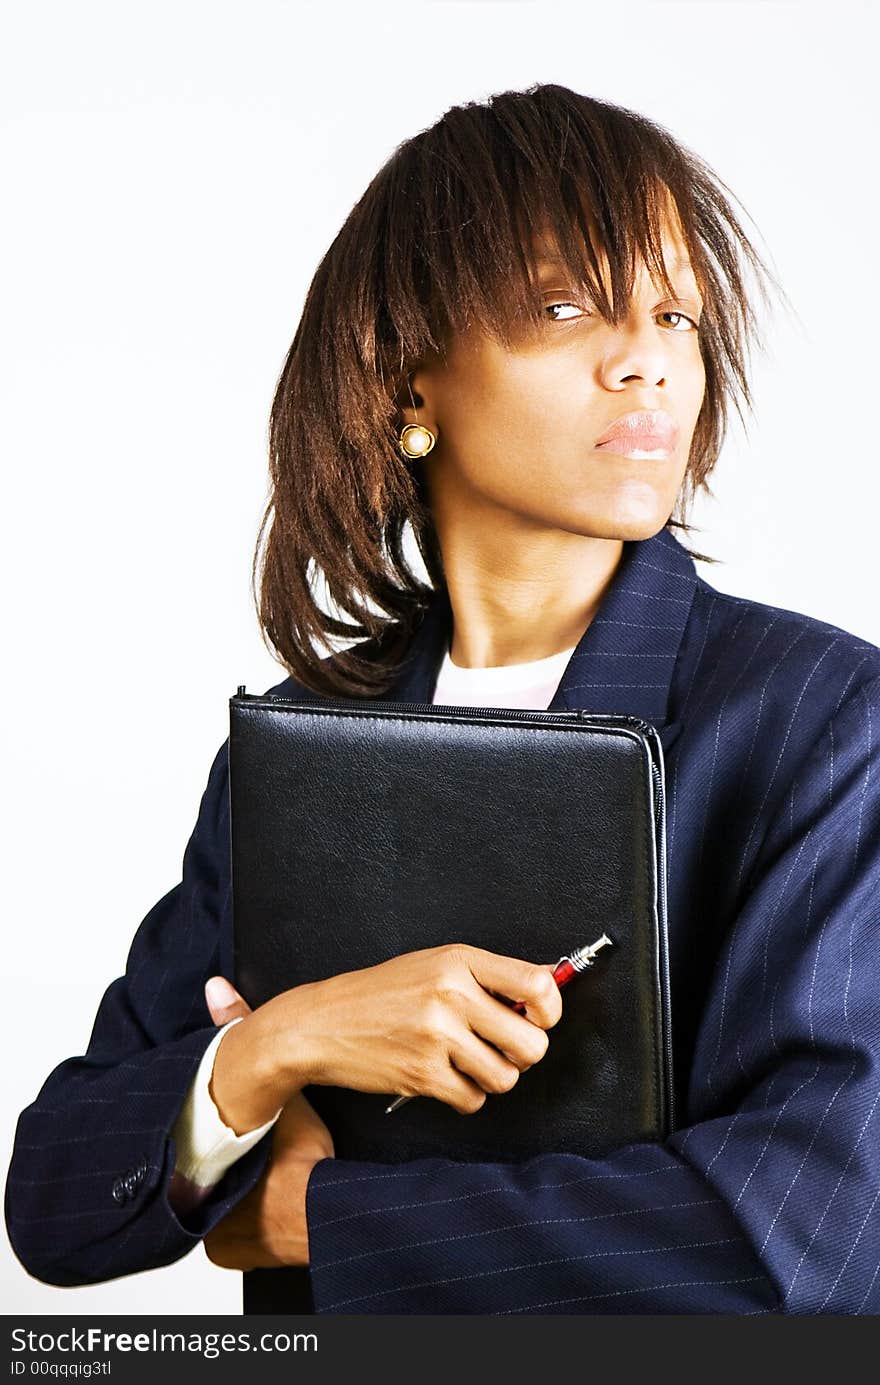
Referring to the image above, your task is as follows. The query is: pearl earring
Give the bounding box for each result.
[397,424,437,459]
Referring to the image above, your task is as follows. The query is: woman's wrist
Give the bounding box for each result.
[256,982,328,1090]
[209,991,322,1135]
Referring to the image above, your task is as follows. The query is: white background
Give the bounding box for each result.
[2,0,877,1313]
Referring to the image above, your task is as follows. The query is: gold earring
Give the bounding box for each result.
[398,423,436,459]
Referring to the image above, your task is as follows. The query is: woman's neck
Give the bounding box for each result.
[442,535,625,669]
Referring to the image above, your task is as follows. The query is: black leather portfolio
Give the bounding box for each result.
[228,690,673,1313]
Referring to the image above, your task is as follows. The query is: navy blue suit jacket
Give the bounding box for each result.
[6,526,880,1312]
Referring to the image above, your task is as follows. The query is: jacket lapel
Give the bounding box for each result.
[386,526,698,742]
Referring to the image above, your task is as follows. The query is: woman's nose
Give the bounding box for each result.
[596,319,672,390]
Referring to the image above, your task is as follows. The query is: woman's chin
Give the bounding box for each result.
[567,496,676,542]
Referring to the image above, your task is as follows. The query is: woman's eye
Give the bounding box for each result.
[541,301,701,330]
[544,301,587,322]
[658,310,699,331]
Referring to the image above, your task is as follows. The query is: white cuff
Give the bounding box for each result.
[171,1017,282,1187]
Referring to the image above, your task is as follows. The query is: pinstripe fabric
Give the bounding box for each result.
[6,526,880,1312]
[304,527,880,1314]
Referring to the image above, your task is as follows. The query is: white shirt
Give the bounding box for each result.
[169,637,576,1207]
[432,638,577,709]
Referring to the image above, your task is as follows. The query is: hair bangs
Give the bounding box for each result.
[384,86,746,363]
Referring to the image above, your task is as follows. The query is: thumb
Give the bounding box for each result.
[205,976,253,1026]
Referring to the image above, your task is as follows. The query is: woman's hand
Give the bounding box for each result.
[207,945,563,1134]
[202,1092,332,1271]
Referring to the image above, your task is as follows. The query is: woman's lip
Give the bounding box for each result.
[595,436,673,459]
[594,411,679,453]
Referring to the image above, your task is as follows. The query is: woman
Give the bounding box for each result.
[6,83,879,1315]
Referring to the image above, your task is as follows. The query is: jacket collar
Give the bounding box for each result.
[385,525,698,732]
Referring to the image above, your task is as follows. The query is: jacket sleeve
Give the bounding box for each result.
[4,740,273,1287]
[304,675,880,1315]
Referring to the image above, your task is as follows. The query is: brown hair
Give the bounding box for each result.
[254,82,782,697]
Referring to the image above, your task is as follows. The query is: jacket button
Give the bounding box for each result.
[111,1176,127,1204]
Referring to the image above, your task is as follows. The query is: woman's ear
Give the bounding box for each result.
[395,368,438,435]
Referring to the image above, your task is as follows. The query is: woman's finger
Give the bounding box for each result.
[205,976,253,1026]
[449,1026,524,1096]
[464,985,552,1070]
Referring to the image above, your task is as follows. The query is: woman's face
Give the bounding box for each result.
[408,217,706,542]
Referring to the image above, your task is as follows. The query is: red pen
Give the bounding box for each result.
[385,932,613,1114]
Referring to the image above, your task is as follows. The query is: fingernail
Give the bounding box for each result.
[205,976,238,1009]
